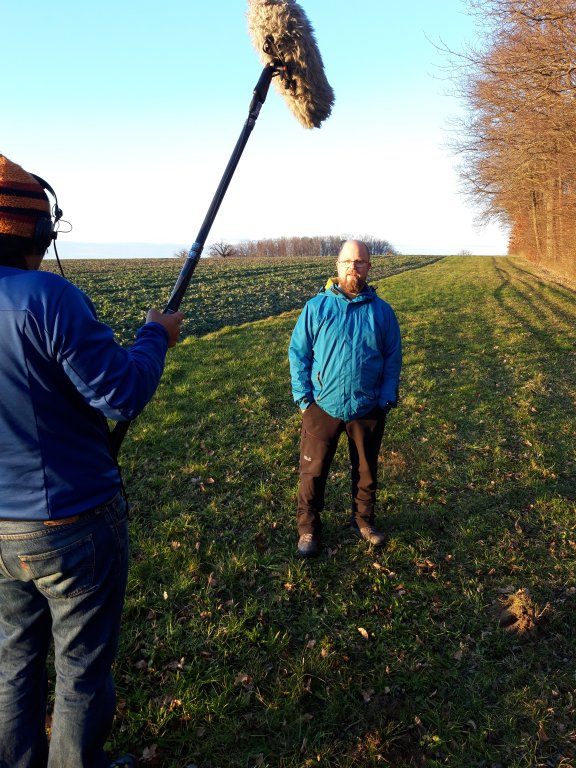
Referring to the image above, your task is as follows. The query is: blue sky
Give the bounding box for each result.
[4,0,507,256]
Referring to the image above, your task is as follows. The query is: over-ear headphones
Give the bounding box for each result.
[30,173,63,254]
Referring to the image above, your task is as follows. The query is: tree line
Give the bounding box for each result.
[201,235,398,259]
[450,0,576,280]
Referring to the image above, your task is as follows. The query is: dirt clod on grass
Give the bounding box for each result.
[491,588,541,635]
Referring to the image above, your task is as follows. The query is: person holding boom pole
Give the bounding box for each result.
[0,154,183,768]
[289,240,402,558]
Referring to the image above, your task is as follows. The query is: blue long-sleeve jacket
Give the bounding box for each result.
[0,266,169,521]
[288,280,402,421]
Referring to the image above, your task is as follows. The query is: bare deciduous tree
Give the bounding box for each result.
[207,241,238,258]
[208,235,398,260]
[447,0,576,279]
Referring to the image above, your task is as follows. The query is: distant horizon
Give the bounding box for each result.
[50,241,508,260]
[53,242,185,260]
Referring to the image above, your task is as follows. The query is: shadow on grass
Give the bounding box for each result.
[112,256,575,767]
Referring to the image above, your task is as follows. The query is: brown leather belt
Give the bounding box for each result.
[43,514,81,527]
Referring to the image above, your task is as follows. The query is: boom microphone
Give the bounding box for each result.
[247,0,335,128]
[109,1,334,457]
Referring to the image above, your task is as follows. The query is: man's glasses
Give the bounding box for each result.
[338,260,369,267]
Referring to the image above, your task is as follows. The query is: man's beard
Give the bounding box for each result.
[341,274,364,294]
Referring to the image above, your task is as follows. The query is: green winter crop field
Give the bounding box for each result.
[44,254,443,344]
[44,255,576,767]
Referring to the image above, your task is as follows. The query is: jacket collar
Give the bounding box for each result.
[323,278,375,301]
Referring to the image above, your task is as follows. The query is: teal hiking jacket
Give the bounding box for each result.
[288,279,402,421]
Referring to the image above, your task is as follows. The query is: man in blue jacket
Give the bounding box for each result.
[289,240,402,557]
[0,154,184,767]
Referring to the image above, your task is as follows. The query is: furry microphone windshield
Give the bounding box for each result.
[247,0,335,128]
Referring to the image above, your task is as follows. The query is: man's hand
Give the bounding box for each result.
[146,308,184,348]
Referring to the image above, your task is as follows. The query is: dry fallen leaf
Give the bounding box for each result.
[164,657,186,672]
[357,627,369,640]
[141,743,162,762]
[362,688,374,702]
[234,672,253,687]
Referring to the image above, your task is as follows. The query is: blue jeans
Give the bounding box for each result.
[0,492,129,768]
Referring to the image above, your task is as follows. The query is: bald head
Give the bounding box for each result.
[338,240,370,262]
[336,240,371,297]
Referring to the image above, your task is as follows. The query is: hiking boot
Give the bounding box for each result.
[110,756,139,768]
[350,522,386,547]
[298,533,320,557]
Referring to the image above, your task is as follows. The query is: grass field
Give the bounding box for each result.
[48,255,576,767]
[46,254,443,344]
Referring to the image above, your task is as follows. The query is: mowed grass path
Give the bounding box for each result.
[107,256,575,767]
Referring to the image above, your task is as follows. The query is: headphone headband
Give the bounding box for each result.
[30,173,63,223]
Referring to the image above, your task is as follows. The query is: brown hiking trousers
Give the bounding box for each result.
[297,402,387,535]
